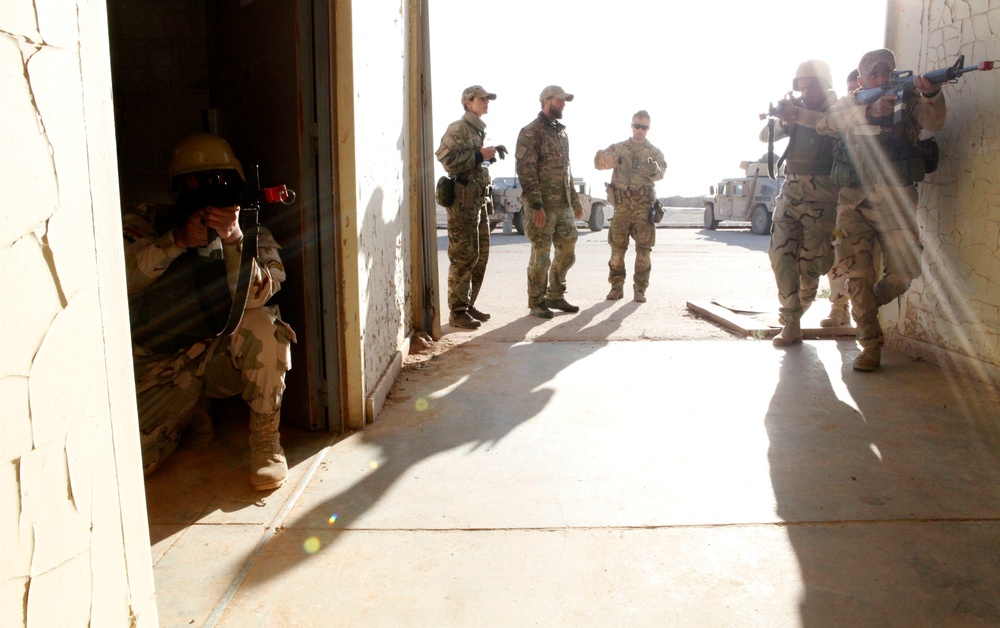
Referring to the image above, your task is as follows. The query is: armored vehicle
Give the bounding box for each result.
[703,160,783,235]
[490,176,613,235]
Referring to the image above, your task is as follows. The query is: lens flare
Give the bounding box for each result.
[370,460,379,470]
[303,536,321,554]
[415,397,429,411]
[327,514,338,525]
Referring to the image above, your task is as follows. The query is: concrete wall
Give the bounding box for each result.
[0,1,157,626]
[884,0,1000,382]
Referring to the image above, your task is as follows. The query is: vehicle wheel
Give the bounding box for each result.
[704,204,719,230]
[512,210,525,235]
[750,204,772,235]
[589,204,605,232]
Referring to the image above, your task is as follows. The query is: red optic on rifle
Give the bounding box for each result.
[263,185,296,204]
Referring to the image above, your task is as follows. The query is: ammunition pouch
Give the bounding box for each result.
[648,199,665,225]
[831,139,932,188]
[916,137,939,175]
[435,176,455,207]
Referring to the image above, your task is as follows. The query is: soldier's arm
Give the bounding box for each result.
[594,143,617,170]
[795,100,869,137]
[647,147,666,183]
[515,129,543,210]
[914,90,946,132]
[435,123,478,177]
[222,227,284,309]
[123,213,185,294]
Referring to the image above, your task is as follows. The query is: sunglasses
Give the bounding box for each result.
[632,124,650,130]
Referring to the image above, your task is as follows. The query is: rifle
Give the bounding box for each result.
[759,93,802,180]
[854,55,997,123]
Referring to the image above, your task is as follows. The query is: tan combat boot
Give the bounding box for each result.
[820,305,850,328]
[249,410,287,491]
[852,347,881,371]
[606,286,624,300]
[634,290,646,303]
[772,318,802,347]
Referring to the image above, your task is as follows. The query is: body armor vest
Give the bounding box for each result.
[784,125,836,176]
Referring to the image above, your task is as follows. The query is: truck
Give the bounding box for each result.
[490,176,613,235]
[703,159,784,235]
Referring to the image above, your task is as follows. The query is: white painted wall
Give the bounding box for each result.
[0,1,157,625]
[350,2,415,395]
[884,0,1000,381]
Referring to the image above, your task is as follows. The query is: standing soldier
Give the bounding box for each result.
[515,85,584,319]
[775,48,948,370]
[435,85,500,329]
[594,110,666,302]
[820,68,862,328]
[762,60,840,346]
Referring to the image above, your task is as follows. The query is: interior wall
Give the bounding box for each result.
[883,0,1000,381]
[1,0,158,625]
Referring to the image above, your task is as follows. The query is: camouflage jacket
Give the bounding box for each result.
[123,203,284,311]
[594,139,666,191]
[514,112,581,212]
[435,112,492,189]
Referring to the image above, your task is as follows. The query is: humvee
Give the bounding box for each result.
[703,159,783,235]
[490,176,613,235]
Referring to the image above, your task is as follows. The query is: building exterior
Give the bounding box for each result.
[1,0,997,624]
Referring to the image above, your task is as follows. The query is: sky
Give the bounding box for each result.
[428,0,887,197]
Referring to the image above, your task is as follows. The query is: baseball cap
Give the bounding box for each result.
[858,48,896,78]
[461,85,496,105]
[539,85,574,103]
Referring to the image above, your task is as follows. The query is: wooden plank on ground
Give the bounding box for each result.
[687,300,778,337]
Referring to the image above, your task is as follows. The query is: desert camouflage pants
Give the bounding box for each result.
[607,197,656,292]
[134,306,296,475]
[826,244,850,309]
[767,195,837,321]
[525,205,578,307]
[836,184,922,349]
[446,203,490,313]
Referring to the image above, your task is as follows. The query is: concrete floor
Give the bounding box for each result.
[145,334,1000,626]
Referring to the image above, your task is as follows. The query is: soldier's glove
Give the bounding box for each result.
[496,145,508,160]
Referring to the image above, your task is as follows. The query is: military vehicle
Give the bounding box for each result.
[703,159,783,235]
[490,176,613,235]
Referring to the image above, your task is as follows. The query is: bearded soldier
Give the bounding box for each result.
[515,85,584,319]
[762,60,840,347]
[594,110,666,303]
[775,49,947,370]
[435,85,500,329]
[124,133,296,490]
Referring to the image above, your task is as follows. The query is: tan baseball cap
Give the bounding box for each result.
[461,85,497,105]
[858,48,896,78]
[539,85,574,103]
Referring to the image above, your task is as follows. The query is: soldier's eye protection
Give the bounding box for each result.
[192,171,234,188]
[632,124,649,130]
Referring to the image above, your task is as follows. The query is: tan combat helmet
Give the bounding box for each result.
[792,59,833,91]
[169,132,246,182]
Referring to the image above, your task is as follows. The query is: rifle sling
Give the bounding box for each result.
[220,206,259,337]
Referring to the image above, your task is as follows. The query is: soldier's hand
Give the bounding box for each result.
[532,208,546,228]
[481,146,498,161]
[868,94,897,118]
[495,145,508,160]
[173,209,211,248]
[573,206,583,220]
[774,100,799,123]
[914,74,937,96]
[594,151,614,170]
[203,204,243,244]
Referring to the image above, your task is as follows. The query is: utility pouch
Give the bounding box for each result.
[916,137,939,175]
[605,182,618,205]
[435,176,455,207]
[648,199,665,224]
[830,144,861,188]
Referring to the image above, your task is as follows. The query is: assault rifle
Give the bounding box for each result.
[854,55,997,123]
[759,93,803,179]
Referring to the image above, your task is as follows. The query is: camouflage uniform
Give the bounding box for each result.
[435,111,492,315]
[594,139,665,295]
[515,112,582,307]
[798,87,946,352]
[123,204,296,475]
[760,98,840,325]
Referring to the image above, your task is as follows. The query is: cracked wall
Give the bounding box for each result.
[884,0,1000,377]
[0,1,157,626]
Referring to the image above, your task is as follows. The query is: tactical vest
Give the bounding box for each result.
[831,94,927,188]
[783,125,836,176]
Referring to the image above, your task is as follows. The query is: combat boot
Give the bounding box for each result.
[544,297,579,313]
[249,410,287,491]
[606,286,624,300]
[820,305,850,328]
[449,310,481,329]
[634,290,646,303]
[529,304,554,319]
[468,306,491,322]
[772,318,802,347]
[853,347,881,371]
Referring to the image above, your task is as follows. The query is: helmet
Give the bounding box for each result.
[168,133,245,181]
[792,59,832,91]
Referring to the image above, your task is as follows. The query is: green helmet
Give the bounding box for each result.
[168,133,245,181]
